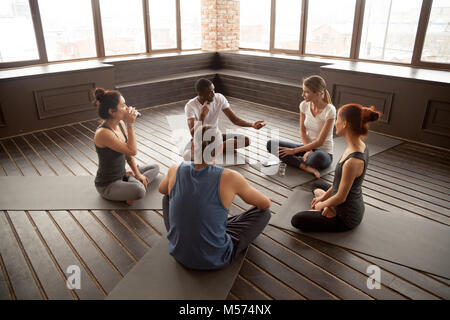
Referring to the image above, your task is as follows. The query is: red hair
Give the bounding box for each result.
[338,104,381,136]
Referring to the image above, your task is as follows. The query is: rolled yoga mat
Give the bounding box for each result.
[106,237,246,300]
[270,189,450,279]
[249,132,403,188]
[0,174,165,210]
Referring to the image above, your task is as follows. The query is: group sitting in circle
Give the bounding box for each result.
[91,75,380,270]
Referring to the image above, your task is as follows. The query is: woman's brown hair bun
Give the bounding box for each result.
[91,88,121,120]
[339,104,382,136]
[94,88,106,102]
[361,106,380,123]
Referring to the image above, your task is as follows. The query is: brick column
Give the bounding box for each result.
[201,0,240,51]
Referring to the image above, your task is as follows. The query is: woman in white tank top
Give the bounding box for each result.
[266,75,336,178]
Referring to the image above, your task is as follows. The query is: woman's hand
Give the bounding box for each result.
[124,106,139,125]
[136,173,149,190]
[312,200,325,211]
[303,151,312,161]
[311,195,324,208]
[278,147,297,157]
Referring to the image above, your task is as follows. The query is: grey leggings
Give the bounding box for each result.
[96,164,160,201]
[266,139,333,171]
[162,195,271,260]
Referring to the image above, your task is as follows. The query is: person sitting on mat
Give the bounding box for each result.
[266,75,336,178]
[183,78,266,160]
[159,124,271,270]
[93,88,160,205]
[291,103,380,232]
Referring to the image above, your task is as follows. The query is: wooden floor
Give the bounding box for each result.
[0,97,449,300]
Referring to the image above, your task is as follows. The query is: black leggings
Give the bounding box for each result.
[291,180,350,232]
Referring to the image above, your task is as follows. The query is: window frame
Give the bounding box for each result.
[240,0,450,71]
[0,0,201,69]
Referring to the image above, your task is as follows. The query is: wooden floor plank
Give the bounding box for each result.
[12,136,56,176]
[239,258,305,300]
[263,225,405,300]
[1,139,39,176]
[0,141,22,176]
[48,210,122,295]
[28,211,104,299]
[89,210,150,262]
[0,211,42,299]
[252,234,372,300]
[7,211,74,300]
[23,134,72,176]
[229,275,271,300]
[0,253,13,300]
[69,210,136,277]
[245,245,334,300]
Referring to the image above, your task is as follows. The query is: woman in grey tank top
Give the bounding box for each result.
[291,103,381,231]
[92,88,159,205]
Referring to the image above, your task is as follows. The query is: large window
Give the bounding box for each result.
[180,0,201,50]
[39,0,97,61]
[149,0,177,50]
[359,0,422,63]
[99,0,146,56]
[0,0,39,63]
[240,0,271,50]
[305,0,356,57]
[274,0,302,50]
[421,0,450,64]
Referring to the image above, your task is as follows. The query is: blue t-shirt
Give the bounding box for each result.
[167,162,233,270]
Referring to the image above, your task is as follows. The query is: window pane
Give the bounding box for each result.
[100,0,146,56]
[305,0,356,57]
[274,0,301,50]
[422,0,450,64]
[359,0,422,63]
[149,0,177,50]
[0,0,39,63]
[180,0,201,50]
[39,0,97,61]
[240,0,271,50]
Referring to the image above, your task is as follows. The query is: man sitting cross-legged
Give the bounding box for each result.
[183,78,266,160]
[159,124,271,270]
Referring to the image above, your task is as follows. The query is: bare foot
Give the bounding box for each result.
[126,200,136,206]
[300,163,321,179]
[313,188,325,198]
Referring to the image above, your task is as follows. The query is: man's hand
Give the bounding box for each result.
[252,120,266,130]
[199,101,210,122]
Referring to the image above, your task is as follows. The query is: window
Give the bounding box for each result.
[359,0,422,63]
[274,0,302,51]
[240,0,271,50]
[149,0,177,50]
[305,0,356,57]
[99,0,146,56]
[180,0,201,50]
[39,0,97,61]
[0,0,39,63]
[421,0,450,64]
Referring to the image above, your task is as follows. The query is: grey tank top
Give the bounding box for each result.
[332,147,369,228]
[94,122,127,187]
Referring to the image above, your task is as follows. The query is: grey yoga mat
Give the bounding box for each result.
[249,132,403,188]
[106,237,246,300]
[0,175,165,210]
[271,189,450,279]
